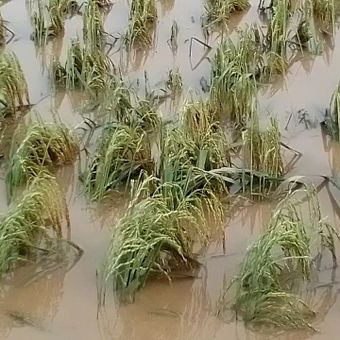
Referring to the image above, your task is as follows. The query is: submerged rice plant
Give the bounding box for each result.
[219,187,340,330]
[84,124,154,201]
[6,122,79,198]
[0,52,30,117]
[205,0,249,26]
[126,0,157,47]
[242,117,284,194]
[0,172,69,274]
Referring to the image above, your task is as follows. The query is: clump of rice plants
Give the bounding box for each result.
[0,52,30,117]
[312,0,335,33]
[209,33,258,125]
[166,68,183,98]
[0,172,70,274]
[6,122,79,198]
[205,0,249,27]
[218,186,340,330]
[267,0,290,57]
[31,0,74,45]
[126,0,157,47]
[99,174,224,302]
[84,124,154,201]
[83,0,105,51]
[242,117,284,194]
[95,75,161,129]
[52,39,113,97]
[98,101,229,301]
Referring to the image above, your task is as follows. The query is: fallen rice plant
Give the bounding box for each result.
[0,172,70,274]
[6,122,79,198]
[218,186,340,330]
[126,0,157,47]
[99,174,224,302]
[0,52,30,117]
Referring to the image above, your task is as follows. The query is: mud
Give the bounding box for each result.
[1,0,340,339]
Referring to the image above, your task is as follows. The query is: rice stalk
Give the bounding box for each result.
[6,122,79,198]
[218,187,340,330]
[0,172,69,274]
[126,0,157,47]
[0,52,30,117]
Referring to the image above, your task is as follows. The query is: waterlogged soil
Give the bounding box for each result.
[1,0,340,339]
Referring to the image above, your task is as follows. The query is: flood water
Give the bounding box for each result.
[1,0,340,339]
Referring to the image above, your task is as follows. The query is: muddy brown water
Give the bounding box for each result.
[1,0,340,339]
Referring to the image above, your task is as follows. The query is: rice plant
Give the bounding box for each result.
[84,124,154,201]
[99,174,224,302]
[126,0,157,47]
[0,52,30,117]
[0,172,70,274]
[209,33,258,125]
[242,117,284,194]
[205,0,249,26]
[6,122,79,198]
[219,186,340,330]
